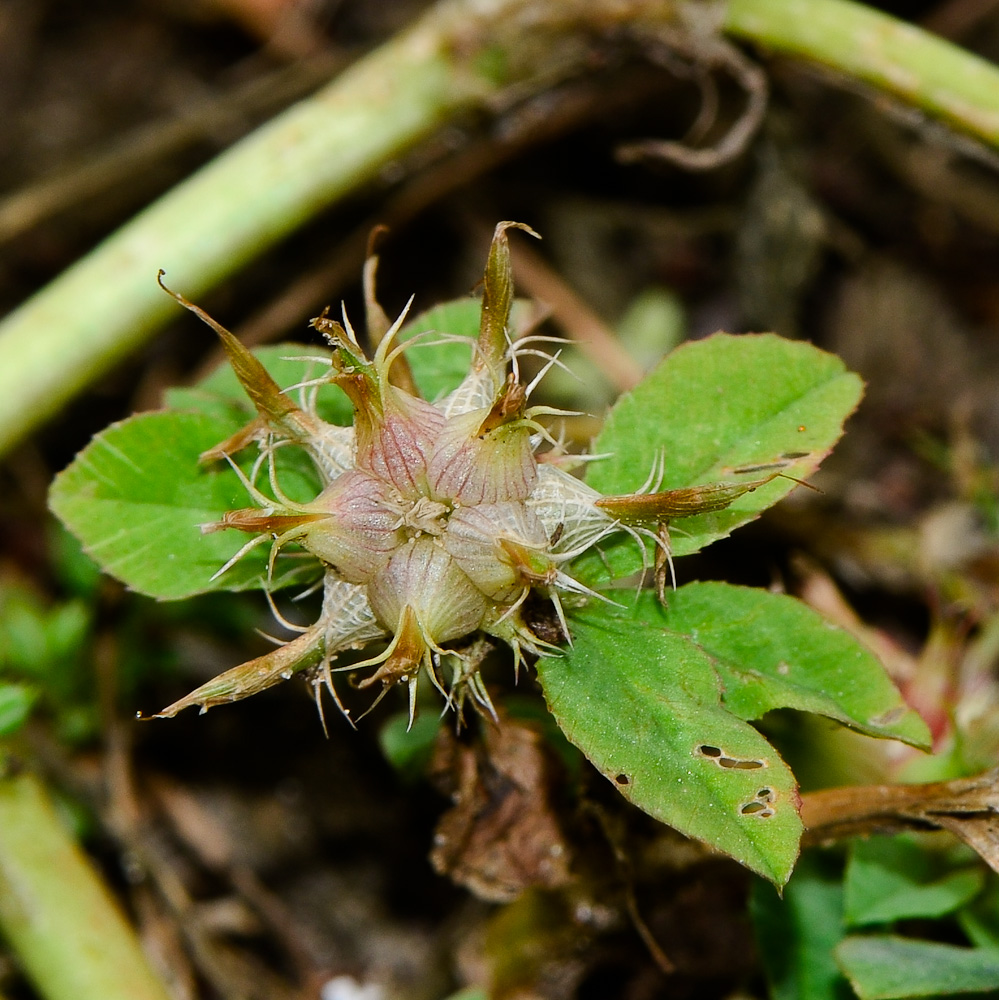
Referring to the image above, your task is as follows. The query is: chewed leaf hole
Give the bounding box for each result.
[615,773,630,785]
[740,801,775,817]
[695,745,766,769]
[720,757,764,770]
[740,786,777,818]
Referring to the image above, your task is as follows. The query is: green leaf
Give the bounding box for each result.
[537,606,802,885]
[844,835,986,927]
[399,300,478,401]
[49,411,319,600]
[750,851,852,1000]
[51,343,360,600]
[0,587,90,686]
[575,333,863,585]
[0,684,37,737]
[1,591,54,677]
[836,935,999,999]
[648,583,931,748]
[44,601,93,668]
[957,880,999,952]
[378,710,441,782]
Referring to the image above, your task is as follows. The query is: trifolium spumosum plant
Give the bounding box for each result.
[51,222,930,883]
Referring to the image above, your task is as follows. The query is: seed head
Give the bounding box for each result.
[154,224,779,727]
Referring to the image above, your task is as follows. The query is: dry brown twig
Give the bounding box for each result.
[802,768,999,873]
[615,28,768,171]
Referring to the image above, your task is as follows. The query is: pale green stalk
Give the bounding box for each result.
[724,0,999,144]
[2,0,999,457]
[0,772,171,1000]
[0,9,483,456]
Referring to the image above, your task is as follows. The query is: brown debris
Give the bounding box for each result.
[429,714,573,902]
[802,767,999,874]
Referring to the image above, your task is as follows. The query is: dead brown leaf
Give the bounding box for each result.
[430,715,573,902]
[802,767,999,873]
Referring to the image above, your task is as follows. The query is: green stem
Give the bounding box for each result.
[0,771,171,1000]
[0,7,484,456]
[2,0,999,457]
[724,0,999,145]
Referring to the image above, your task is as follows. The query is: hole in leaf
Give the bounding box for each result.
[718,757,764,770]
[757,787,773,801]
[696,745,766,769]
[740,801,774,817]
[615,773,630,785]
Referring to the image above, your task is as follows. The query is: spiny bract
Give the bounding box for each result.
[155,223,776,727]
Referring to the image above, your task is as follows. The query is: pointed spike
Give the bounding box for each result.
[377,295,420,396]
[548,589,572,647]
[654,522,677,606]
[406,676,419,731]
[478,221,540,371]
[209,509,324,536]
[199,418,267,464]
[596,475,780,523]
[152,626,325,718]
[311,677,331,738]
[355,682,394,723]
[207,532,270,581]
[264,587,310,634]
[468,671,499,723]
[322,656,357,730]
[159,272,303,429]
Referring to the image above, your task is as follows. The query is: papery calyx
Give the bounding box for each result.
[154,222,780,727]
